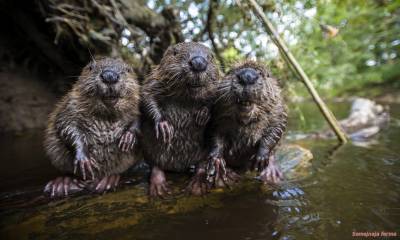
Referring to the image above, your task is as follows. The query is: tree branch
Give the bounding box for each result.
[205,0,226,71]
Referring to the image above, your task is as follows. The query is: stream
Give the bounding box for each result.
[0,100,399,239]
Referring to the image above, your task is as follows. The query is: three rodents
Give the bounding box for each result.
[44,42,287,198]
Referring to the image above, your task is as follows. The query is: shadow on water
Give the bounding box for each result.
[0,101,399,239]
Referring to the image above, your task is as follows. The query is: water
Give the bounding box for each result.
[0,100,399,239]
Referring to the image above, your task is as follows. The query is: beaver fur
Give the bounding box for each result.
[141,42,220,196]
[207,61,287,185]
[44,57,141,197]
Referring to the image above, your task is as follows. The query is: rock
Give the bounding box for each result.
[339,98,389,133]
[275,144,313,181]
[292,97,390,141]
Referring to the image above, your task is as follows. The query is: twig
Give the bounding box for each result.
[109,0,141,39]
[205,0,226,71]
[246,0,348,143]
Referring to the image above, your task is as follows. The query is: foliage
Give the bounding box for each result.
[2,0,399,97]
[150,0,400,97]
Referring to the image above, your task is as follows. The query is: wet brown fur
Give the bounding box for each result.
[141,42,220,172]
[45,57,141,178]
[209,61,287,169]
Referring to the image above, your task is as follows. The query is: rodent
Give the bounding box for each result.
[141,42,220,196]
[206,60,287,186]
[44,57,141,197]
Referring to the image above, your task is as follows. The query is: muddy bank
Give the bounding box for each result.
[0,71,60,132]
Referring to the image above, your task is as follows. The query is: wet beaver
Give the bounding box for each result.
[141,42,220,196]
[206,61,287,186]
[44,57,141,197]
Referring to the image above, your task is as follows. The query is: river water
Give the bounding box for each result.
[0,100,399,239]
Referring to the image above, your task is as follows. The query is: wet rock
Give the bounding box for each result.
[291,98,390,141]
[275,144,313,181]
[339,98,389,133]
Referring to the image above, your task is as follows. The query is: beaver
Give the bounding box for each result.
[206,61,287,186]
[141,42,220,197]
[44,57,141,197]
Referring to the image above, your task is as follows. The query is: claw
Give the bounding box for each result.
[119,131,136,152]
[252,154,270,172]
[186,168,209,196]
[206,156,236,189]
[73,157,99,180]
[257,158,283,184]
[195,107,210,126]
[253,147,271,172]
[149,166,171,198]
[206,156,227,183]
[94,174,120,193]
[155,121,173,144]
[44,176,85,198]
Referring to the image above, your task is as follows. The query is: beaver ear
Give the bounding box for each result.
[172,47,178,56]
[210,53,215,61]
[125,65,133,73]
[88,62,96,71]
[164,46,177,57]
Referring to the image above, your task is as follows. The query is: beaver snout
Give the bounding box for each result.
[189,56,208,72]
[237,68,258,86]
[101,70,120,84]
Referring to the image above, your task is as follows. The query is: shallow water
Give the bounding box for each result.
[0,100,399,239]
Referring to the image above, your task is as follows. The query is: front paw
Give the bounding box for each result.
[119,130,136,152]
[195,106,210,126]
[155,120,173,144]
[93,174,120,193]
[73,155,100,180]
[252,148,271,172]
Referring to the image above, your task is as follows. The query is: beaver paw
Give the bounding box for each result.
[195,106,210,126]
[73,156,100,180]
[186,168,209,196]
[149,167,171,198]
[206,157,239,188]
[214,168,240,188]
[206,155,227,183]
[257,163,283,184]
[155,120,173,144]
[252,149,270,172]
[93,174,120,193]
[44,176,85,198]
[119,130,136,152]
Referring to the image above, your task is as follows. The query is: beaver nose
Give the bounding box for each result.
[101,70,120,84]
[238,68,259,85]
[189,56,208,72]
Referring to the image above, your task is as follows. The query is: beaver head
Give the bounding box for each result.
[219,61,279,122]
[153,42,219,100]
[75,57,139,116]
